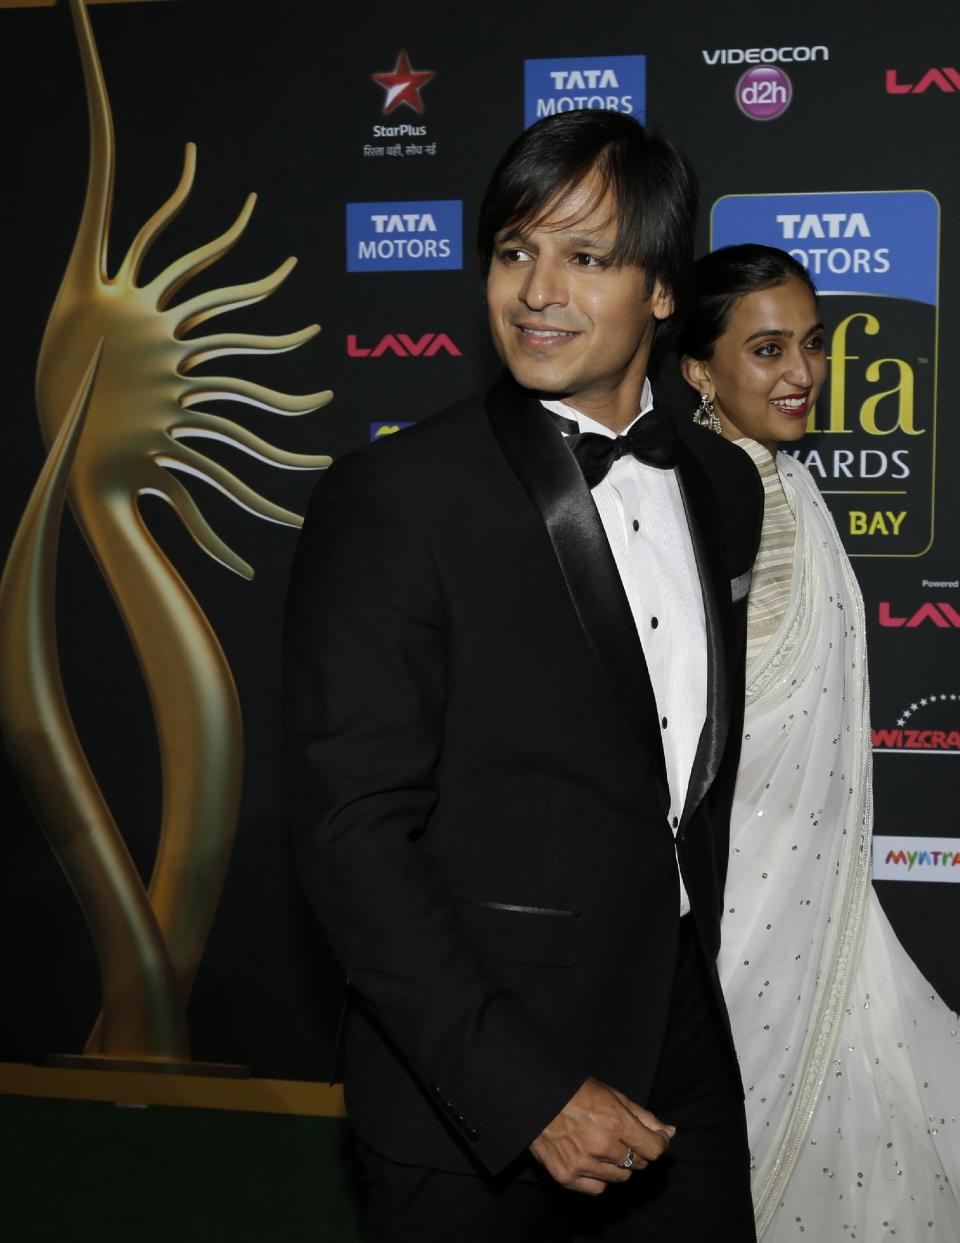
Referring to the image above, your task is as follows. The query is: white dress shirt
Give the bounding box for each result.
[542,383,707,916]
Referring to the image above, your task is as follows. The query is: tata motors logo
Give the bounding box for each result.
[348,332,462,358]
[523,56,645,128]
[886,67,960,95]
[873,837,960,883]
[872,694,960,754]
[346,202,462,272]
[711,191,939,557]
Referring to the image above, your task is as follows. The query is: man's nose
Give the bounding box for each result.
[519,256,567,311]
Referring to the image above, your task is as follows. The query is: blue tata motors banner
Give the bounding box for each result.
[711,191,939,304]
[346,200,463,272]
[523,56,646,128]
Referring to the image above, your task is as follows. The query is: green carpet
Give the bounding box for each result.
[0,1095,362,1242]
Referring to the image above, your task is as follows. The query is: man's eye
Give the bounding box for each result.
[573,253,603,268]
[805,334,824,352]
[499,247,531,263]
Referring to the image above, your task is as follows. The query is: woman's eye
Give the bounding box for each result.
[755,342,781,358]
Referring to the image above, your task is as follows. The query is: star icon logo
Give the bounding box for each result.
[372,50,435,115]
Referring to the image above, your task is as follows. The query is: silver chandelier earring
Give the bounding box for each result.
[693,392,722,435]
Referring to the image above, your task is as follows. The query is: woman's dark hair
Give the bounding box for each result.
[679,244,818,361]
[477,110,698,332]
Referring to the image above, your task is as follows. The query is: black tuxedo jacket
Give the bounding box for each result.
[283,374,763,1178]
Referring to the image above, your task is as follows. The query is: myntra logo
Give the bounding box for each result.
[873,836,960,882]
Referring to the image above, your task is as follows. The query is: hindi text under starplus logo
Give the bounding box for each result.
[523,57,645,128]
[872,693,960,754]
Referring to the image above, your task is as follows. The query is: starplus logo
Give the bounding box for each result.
[372,50,435,115]
[348,332,462,358]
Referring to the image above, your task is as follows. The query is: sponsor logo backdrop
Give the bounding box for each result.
[1,0,958,1101]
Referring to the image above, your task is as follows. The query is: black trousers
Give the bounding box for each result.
[356,918,756,1242]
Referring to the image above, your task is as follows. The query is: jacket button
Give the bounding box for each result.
[442,1099,455,1113]
[454,1112,465,1125]
[466,1127,480,1141]
[431,1084,442,1097]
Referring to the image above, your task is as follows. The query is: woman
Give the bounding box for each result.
[679,245,960,1240]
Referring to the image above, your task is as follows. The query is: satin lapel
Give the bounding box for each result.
[673,440,734,825]
[485,376,668,794]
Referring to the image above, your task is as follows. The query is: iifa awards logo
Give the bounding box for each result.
[523,57,645,128]
[712,191,940,557]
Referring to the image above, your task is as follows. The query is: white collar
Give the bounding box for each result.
[540,377,654,439]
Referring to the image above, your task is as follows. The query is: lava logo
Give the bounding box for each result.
[346,202,462,272]
[348,333,461,358]
[370,422,414,440]
[886,67,960,95]
[523,56,645,128]
[372,51,435,114]
[873,837,960,883]
[879,602,960,628]
[736,66,792,120]
[872,694,960,754]
[711,190,940,557]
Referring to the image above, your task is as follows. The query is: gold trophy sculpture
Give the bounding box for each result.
[0,0,331,1068]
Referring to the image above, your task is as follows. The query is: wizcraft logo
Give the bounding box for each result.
[523,56,645,128]
[711,191,940,557]
[886,67,960,95]
[872,694,960,754]
[346,202,462,273]
[873,836,960,883]
[347,332,461,358]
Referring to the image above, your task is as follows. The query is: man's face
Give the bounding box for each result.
[485,172,674,416]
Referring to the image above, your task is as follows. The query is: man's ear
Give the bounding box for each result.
[650,279,675,322]
[680,354,713,397]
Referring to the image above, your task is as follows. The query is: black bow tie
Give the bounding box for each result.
[544,406,678,487]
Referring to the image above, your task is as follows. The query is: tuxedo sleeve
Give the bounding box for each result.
[282,450,585,1174]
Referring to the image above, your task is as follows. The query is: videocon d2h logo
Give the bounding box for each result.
[711,191,940,557]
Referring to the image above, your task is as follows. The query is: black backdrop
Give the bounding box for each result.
[1,0,958,1087]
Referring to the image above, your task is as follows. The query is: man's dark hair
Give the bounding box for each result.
[679,244,818,361]
[478,110,698,333]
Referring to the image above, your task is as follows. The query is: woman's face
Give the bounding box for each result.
[690,276,826,454]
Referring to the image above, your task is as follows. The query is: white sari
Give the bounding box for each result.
[719,443,960,1241]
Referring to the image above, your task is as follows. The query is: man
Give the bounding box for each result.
[284,109,762,1241]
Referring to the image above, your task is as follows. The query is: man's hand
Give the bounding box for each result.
[530,1078,676,1195]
